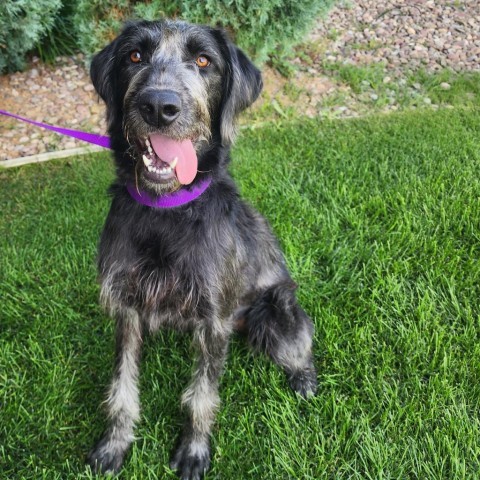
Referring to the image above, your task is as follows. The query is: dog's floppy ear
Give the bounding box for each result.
[220,40,263,146]
[90,38,120,106]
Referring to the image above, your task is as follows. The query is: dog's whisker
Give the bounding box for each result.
[134,163,141,195]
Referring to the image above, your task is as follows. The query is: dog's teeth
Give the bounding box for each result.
[147,145,153,154]
[145,138,151,147]
[170,157,178,169]
[143,154,152,166]
[145,163,173,175]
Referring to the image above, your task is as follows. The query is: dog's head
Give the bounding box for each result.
[91,19,262,194]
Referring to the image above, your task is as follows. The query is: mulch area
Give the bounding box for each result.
[1,0,478,163]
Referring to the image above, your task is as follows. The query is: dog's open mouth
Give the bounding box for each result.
[139,133,198,185]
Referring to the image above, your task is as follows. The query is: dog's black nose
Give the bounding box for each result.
[138,90,182,127]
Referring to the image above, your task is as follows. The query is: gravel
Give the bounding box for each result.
[0,54,106,161]
[311,0,480,74]
[1,0,479,162]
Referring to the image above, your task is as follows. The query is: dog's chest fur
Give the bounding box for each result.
[97,184,256,329]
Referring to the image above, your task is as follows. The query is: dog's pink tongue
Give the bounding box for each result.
[149,134,197,185]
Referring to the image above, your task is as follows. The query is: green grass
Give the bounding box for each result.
[1,107,480,479]
[321,64,480,110]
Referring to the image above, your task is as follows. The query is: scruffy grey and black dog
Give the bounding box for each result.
[87,19,317,480]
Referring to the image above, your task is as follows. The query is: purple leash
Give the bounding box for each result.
[0,108,111,149]
[1,108,212,208]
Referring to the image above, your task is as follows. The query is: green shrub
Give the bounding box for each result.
[73,0,336,63]
[1,0,336,73]
[72,0,179,59]
[183,0,336,63]
[0,0,62,73]
[34,0,78,64]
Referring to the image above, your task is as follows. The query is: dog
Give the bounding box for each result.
[87,19,317,480]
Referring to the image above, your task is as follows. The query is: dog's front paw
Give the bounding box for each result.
[87,435,130,475]
[288,366,318,398]
[170,437,211,480]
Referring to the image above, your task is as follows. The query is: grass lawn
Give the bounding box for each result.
[1,107,480,479]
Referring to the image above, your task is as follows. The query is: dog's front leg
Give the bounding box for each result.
[88,307,143,474]
[171,323,230,480]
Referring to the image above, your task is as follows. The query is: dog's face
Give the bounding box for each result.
[91,20,262,194]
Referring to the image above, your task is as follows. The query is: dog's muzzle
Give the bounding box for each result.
[130,88,199,187]
[137,133,198,185]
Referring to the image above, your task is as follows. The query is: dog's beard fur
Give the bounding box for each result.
[87,19,317,480]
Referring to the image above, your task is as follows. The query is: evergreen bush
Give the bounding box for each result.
[0,0,62,73]
[73,0,336,63]
[35,0,78,64]
[0,0,336,74]
[183,0,336,63]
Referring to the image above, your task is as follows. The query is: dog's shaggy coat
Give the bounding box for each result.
[87,19,317,480]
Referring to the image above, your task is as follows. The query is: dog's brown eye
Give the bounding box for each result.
[195,55,210,68]
[130,50,142,63]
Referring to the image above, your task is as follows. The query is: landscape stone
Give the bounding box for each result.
[0,0,478,162]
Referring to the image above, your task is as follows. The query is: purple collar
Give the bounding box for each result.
[126,177,212,208]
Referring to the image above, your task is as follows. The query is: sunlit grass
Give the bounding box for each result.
[1,107,479,479]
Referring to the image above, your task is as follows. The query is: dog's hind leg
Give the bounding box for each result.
[88,307,143,474]
[170,322,230,480]
[244,281,318,398]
